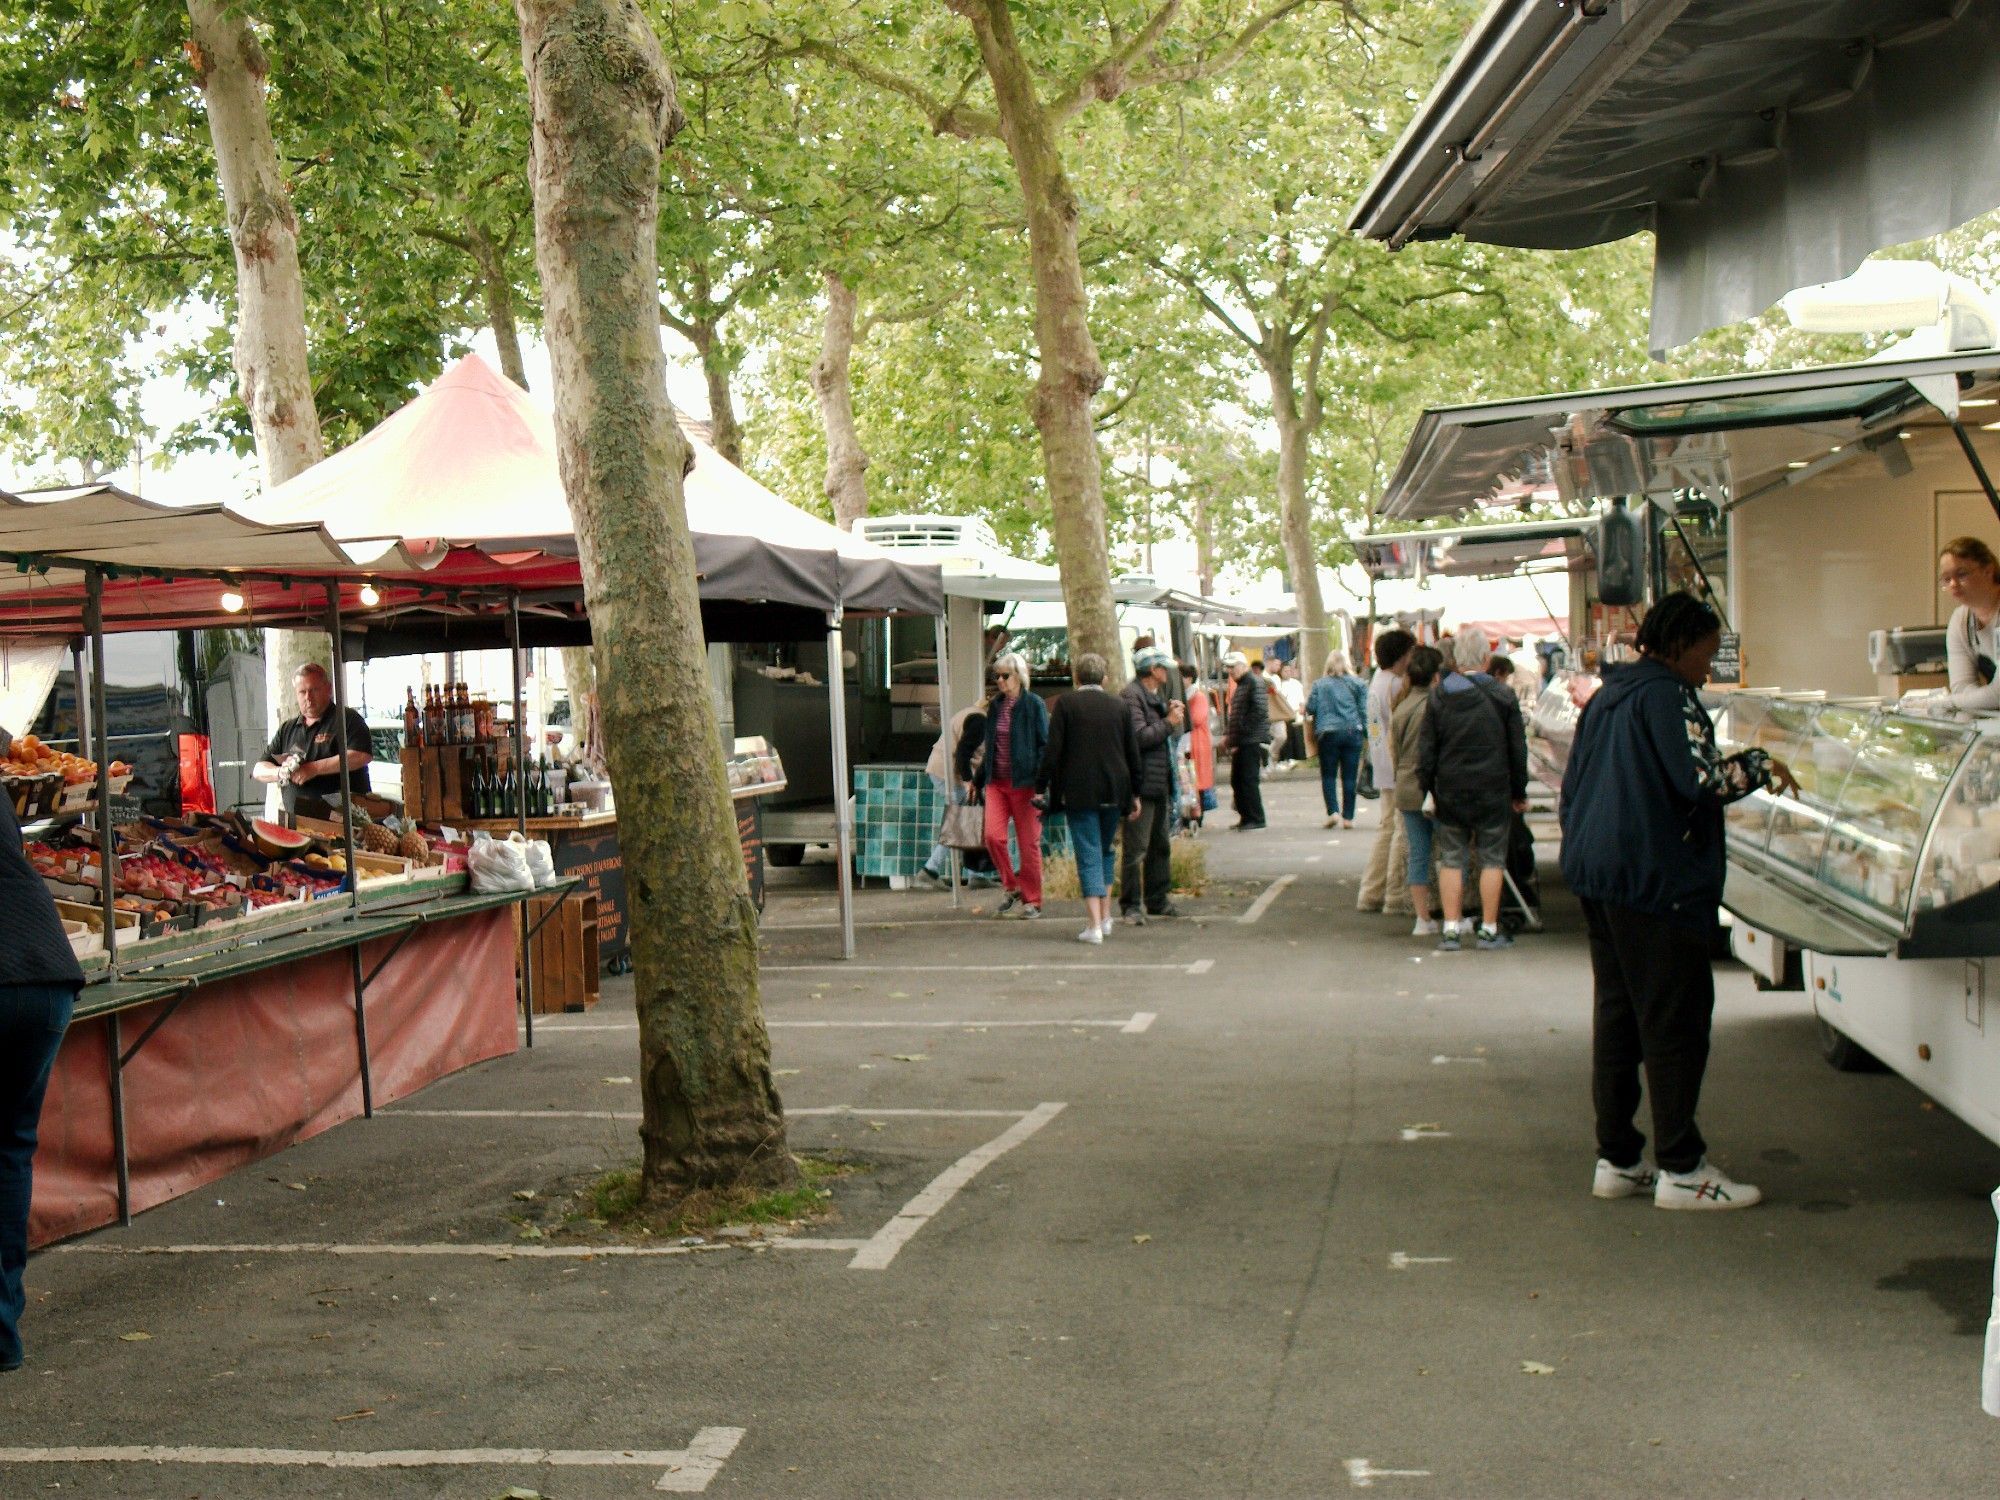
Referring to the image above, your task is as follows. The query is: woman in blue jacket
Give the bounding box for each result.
[1560,593,1797,1213]
[1305,651,1369,828]
[971,652,1050,918]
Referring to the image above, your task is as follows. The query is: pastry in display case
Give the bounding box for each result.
[1713,690,1998,956]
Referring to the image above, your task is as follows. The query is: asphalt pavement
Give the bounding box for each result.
[5,766,1999,1498]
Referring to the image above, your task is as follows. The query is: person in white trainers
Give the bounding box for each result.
[1036,653,1141,945]
[1559,593,1800,1211]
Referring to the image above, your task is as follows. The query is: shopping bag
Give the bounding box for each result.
[938,802,986,851]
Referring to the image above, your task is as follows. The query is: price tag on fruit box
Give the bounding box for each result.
[441,825,460,842]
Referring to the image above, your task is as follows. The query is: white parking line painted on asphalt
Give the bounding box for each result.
[56,1241,836,1260]
[0,1427,747,1493]
[1345,1457,1431,1488]
[1237,873,1297,925]
[1187,958,1215,975]
[1388,1252,1456,1271]
[529,1015,1156,1034]
[1397,1128,1452,1142]
[849,1102,1067,1271]
[385,1106,1033,1121]
[1430,1056,1488,1066]
[762,962,1205,974]
[1121,1012,1157,1033]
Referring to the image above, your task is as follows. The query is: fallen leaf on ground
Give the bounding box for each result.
[869,1121,885,1132]
[600,1076,631,1085]
[512,1190,537,1202]
[493,1488,545,1500]
[1405,1123,1442,1132]
[889,991,910,999]
[118,1331,151,1342]
[1131,1233,1152,1244]
[1520,1361,1555,1376]
[333,1408,375,1423]
[287,1182,307,1192]
[890,1053,928,1062]
[774,1068,801,1076]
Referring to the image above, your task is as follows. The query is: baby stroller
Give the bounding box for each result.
[1498,810,1542,935]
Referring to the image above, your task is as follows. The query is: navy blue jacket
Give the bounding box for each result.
[1559,658,1767,927]
[973,688,1049,792]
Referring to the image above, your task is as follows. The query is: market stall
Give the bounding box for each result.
[1368,351,2000,1132]
[0,488,573,1248]
[236,353,943,958]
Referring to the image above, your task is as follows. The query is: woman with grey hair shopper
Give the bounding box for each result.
[1038,653,1141,943]
[971,651,1049,918]
[1418,628,1528,951]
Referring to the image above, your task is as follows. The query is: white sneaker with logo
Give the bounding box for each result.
[1591,1158,1658,1200]
[1654,1159,1763,1211]
[1077,925,1103,945]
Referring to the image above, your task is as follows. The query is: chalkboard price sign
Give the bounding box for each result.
[1710,631,1742,686]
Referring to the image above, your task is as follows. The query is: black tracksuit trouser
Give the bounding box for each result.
[1581,897,1714,1175]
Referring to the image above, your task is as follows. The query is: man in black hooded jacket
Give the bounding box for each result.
[1119,647,1184,921]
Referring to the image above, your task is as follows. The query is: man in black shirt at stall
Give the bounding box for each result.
[254,662,372,819]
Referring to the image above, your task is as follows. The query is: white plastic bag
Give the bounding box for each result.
[467,831,534,893]
[523,836,557,888]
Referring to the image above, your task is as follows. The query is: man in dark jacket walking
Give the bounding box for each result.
[1118,647,1185,922]
[1220,651,1268,829]
[1039,653,1142,943]
[1,725,83,1373]
[1561,593,1797,1211]
[1418,628,1528,951]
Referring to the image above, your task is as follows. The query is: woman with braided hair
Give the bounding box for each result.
[1560,592,1799,1212]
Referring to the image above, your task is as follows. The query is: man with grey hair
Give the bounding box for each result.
[1418,627,1528,951]
[254,662,373,819]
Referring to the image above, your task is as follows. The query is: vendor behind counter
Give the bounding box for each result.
[253,662,372,820]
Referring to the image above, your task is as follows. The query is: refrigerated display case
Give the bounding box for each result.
[1713,691,2000,959]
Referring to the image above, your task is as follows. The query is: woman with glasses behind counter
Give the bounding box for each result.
[1940,536,2000,712]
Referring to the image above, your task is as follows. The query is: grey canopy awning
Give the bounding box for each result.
[1359,517,1597,579]
[1376,351,2000,520]
[1349,0,2000,354]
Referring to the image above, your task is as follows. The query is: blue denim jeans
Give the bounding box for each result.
[1066,806,1123,898]
[1401,810,1436,888]
[1318,732,1364,820]
[2,982,74,1370]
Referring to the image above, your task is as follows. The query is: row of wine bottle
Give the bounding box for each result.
[404,683,493,747]
[466,751,559,821]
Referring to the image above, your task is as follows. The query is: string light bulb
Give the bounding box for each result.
[219,589,245,613]
[357,583,381,607]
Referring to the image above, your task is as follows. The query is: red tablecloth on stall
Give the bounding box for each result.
[30,908,517,1247]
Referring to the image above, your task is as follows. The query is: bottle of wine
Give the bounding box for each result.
[404,687,421,749]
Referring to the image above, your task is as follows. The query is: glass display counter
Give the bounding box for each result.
[1712,690,2000,957]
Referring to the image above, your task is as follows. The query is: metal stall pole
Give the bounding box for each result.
[509,593,536,1043]
[325,584,375,1117]
[826,608,856,960]
[933,611,960,906]
[83,568,133,1224]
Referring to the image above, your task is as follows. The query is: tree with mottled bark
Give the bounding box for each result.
[751,0,1312,684]
[514,0,793,1204]
[186,0,329,681]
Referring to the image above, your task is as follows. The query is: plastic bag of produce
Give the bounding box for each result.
[522,836,558,889]
[467,831,535,893]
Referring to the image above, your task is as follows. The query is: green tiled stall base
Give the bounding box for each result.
[852,764,1071,879]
